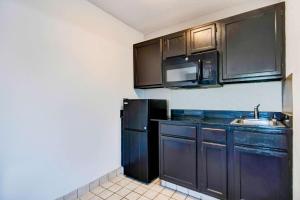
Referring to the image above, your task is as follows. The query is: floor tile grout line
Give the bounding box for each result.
[94,176,139,200]
[85,176,198,200]
[79,172,124,200]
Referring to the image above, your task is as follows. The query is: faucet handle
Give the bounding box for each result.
[271,114,278,125]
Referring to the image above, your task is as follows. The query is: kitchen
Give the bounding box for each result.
[0,0,299,200]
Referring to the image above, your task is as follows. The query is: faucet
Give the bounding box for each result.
[254,104,260,119]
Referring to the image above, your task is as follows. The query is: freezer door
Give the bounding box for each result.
[123,99,148,131]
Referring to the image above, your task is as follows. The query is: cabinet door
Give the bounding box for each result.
[189,24,216,54]
[200,142,227,199]
[134,38,163,88]
[163,31,187,59]
[233,146,291,200]
[160,135,197,189]
[220,3,285,83]
[124,130,148,182]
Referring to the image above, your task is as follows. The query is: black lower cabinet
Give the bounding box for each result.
[123,130,148,182]
[159,121,292,200]
[160,135,197,189]
[201,142,227,199]
[233,145,290,200]
[199,126,227,199]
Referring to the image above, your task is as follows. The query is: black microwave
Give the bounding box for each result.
[163,50,219,88]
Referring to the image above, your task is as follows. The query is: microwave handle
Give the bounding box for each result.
[197,59,202,82]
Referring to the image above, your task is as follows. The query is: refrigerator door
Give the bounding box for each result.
[123,129,148,182]
[123,99,148,131]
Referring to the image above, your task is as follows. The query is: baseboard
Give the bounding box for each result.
[55,167,124,200]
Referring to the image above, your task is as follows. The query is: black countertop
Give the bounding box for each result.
[151,109,292,129]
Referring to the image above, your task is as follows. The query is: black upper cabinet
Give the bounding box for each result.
[163,24,217,59]
[188,24,217,54]
[220,3,285,83]
[133,2,286,88]
[134,38,163,88]
[163,31,187,59]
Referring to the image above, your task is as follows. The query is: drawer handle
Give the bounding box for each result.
[203,128,225,132]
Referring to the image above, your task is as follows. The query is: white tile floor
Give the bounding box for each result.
[77,175,200,200]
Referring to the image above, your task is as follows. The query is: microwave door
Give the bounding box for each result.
[165,62,198,85]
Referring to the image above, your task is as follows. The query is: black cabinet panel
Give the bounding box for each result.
[163,31,187,59]
[160,135,197,189]
[201,142,227,199]
[220,3,285,83]
[233,146,291,200]
[189,24,216,54]
[134,38,163,88]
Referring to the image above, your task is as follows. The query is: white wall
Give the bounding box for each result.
[139,0,283,113]
[0,0,143,200]
[285,0,300,199]
[138,82,282,114]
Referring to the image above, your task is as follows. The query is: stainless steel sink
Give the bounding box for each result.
[230,118,285,128]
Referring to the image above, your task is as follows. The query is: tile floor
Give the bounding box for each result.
[77,175,199,200]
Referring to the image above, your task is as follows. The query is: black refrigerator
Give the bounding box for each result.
[121,99,167,183]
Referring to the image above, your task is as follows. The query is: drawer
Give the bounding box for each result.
[202,127,226,144]
[233,130,288,150]
[160,123,197,139]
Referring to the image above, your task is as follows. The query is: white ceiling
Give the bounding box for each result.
[88,0,253,34]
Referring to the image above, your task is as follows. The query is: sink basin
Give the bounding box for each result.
[230,118,285,128]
